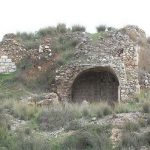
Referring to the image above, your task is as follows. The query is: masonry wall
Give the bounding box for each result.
[0,26,148,102]
[56,26,142,102]
[0,55,16,73]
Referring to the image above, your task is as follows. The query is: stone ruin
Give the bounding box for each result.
[0,55,16,73]
[56,26,147,103]
[1,26,150,103]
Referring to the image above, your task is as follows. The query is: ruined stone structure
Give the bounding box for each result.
[0,34,53,74]
[1,26,150,102]
[0,34,27,63]
[0,55,16,73]
[56,26,145,102]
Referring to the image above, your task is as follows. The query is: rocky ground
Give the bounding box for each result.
[6,105,150,149]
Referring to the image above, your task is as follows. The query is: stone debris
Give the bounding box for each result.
[10,118,27,131]
[110,128,122,148]
[26,92,59,107]
[0,34,26,63]
[0,55,16,73]
[81,100,89,107]
[0,34,54,71]
[139,70,150,89]
[35,128,65,139]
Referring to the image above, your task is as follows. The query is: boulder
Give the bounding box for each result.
[44,92,59,104]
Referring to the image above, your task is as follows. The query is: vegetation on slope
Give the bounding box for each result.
[11,24,85,91]
[1,24,150,150]
[0,85,150,149]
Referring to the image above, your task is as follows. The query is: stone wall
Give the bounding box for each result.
[0,55,16,73]
[56,26,142,102]
[0,34,26,63]
[0,34,54,63]
[139,70,150,89]
[0,26,149,102]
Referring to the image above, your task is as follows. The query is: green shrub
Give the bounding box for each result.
[115,104,129,113]
[0,73,27,100]
[138,118,147,127]
[96,109,103,118]
[103,105,113,116]
[114,102,140,113]
[71,38,79,47]
[82,108,91,118]
[56,49,74,66]
[16,58,56,91]
[36,106,80,131]
[17,56,33,71]
[37,26,56,37]
[24,128,31,135]
[107,26,116,31]
[142,102,150,113]
[0,126,51,150]
[59,125,112,150]
[57,23,67,33]
[12,102,39,120]
[14,129,50,150]
[58,37,79,48]
[54,35,78,53]
[118,131,150,149]
[24,67,55,91]
[96,25,106,32]
[141,132,150,146]
[0,127,15,149]
[16,32,35,40]
[0,113,10,130]
[23,39,40,50]
[16,32,40,50]
[72,25,86,32]
[95,103,112,118]
[123,121,140,132]
[118,132,142,150]
[65,119,82,131]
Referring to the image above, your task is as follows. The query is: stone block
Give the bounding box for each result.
[4,62,9,66]
[1,66,5,70]
[11,65,16,69]
[0,56,16,74]
[7,59,12,63]
[1,55,8,59]
[11,62,15,66]
[0,59,5,62]
[8,69,16,73]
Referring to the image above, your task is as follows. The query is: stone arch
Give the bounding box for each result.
[71,66,120,103]
[56,62,127,102]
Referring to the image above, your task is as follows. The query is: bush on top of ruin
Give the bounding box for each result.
[71,25,86,32]
[96,25,106,32]
[14,24,84,50]
[56,23,67,33]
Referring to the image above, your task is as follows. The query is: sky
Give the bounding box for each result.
[0,0,150,40]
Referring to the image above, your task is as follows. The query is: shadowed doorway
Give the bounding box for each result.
[71,67,119,103]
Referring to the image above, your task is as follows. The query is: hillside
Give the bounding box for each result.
[0,24,150,150]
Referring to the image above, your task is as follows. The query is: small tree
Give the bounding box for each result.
[72,25,86,32]
[37,27,56,37]
[96,25,106,32]
[57,23,67,33]
[107,27,116,31]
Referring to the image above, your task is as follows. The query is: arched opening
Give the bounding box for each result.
[71,67,119,103]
